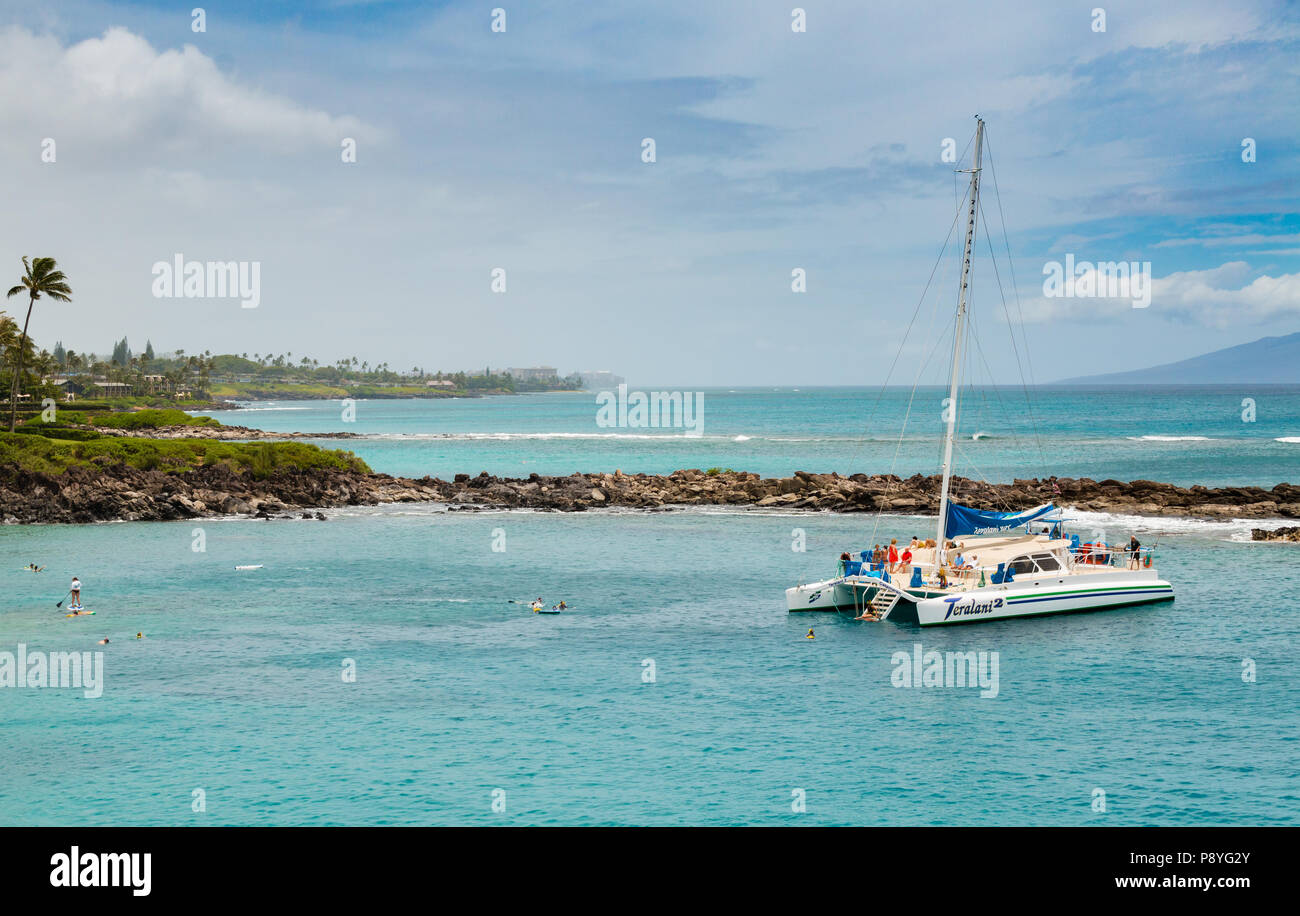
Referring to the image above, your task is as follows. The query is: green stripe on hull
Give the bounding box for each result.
[921,593,1176,626]
[1005,583,1172,603]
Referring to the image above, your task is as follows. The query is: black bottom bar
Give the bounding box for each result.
[1,826,1287,901]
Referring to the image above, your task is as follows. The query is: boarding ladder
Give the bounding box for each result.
[868,590,900,617]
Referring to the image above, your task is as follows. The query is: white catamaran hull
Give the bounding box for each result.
[914,569,1174,626]
[785,579,853,612]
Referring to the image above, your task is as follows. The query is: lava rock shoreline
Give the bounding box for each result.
[3,465,1299,525]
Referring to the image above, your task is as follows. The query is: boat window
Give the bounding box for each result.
[1031,553,1061,571]
[1009,556,1036,575]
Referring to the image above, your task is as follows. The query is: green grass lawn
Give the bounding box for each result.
[0,431,370,476]
[208,381,351,399]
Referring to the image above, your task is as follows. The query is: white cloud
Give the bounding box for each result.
[0,26,369,156]
[1018,261,1300,326]
[1151,261,1300,326]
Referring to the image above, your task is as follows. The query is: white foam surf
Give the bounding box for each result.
[1125,435,1212,442]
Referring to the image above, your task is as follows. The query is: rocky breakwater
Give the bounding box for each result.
[3,466,1298,524]
[431,470,1300,518]
[0,464,439,524]
[1251,526,1300,542]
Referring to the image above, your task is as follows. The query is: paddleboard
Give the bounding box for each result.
[65,610,94,617]
[235,565,264,570]
[535,609,562,615]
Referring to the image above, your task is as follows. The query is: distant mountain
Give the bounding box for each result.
[1056,332,1300,384]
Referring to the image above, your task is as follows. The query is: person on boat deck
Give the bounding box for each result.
[937,567,949,588]
[887,539,899,572]
[1128,536,1142,569]
[874,545,886,569]
[900,545,914,570]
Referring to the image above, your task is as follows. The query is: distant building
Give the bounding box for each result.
[507,366,559,383]
[92,382,131,397]
[426,379,456,388]
[578,370,625,389]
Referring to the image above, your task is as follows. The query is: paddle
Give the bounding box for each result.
[55,591,72,609]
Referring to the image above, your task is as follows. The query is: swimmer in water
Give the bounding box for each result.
[136,632,145,639]
[806,628,815,639]
[557,601,567,610]
[97,638,109,645]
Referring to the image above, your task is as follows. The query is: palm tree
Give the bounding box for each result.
[6,257,72,431]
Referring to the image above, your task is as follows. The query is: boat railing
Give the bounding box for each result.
[1067,544,1154,569]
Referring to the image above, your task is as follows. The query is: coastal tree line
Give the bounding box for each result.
[2,256,584,421]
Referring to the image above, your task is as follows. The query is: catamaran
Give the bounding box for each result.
[785,117,1174,626]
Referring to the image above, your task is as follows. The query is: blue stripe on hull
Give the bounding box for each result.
[1008,587,1173,606]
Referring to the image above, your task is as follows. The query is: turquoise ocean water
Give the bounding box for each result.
[1,386,1298,825]
[199,385,1300,486]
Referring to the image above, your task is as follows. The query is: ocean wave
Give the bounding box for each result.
[220,406,312,412]
[1275,437,1300,443]
[350,431,722,442]
[1125,435,1212,442]
[1062,507,1279,537]
[340,431,934,445]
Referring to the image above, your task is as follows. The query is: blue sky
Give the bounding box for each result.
[0,0,1297,384]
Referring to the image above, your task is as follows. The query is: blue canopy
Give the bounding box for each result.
[945,502,1056,539]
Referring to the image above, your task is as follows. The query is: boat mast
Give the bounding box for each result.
[935,116,984,569]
